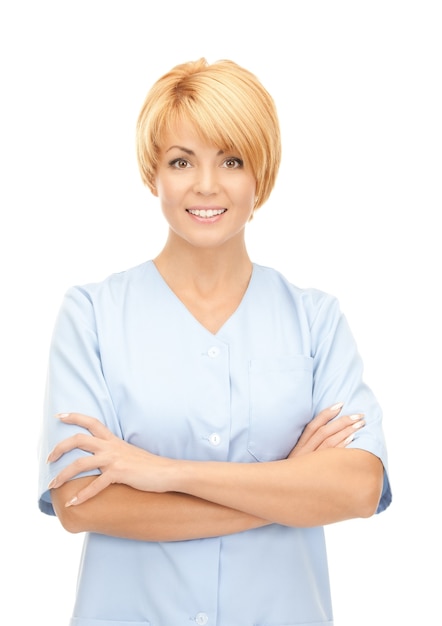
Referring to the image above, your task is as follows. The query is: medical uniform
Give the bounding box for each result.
[38,261,391,626]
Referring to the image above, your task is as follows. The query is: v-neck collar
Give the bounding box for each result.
[149,260,255,337]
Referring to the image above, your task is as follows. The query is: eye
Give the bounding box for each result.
[223,157,243,169]
[169,158,191,169]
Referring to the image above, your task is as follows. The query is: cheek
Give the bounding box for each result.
[158,173,189,199]
[236,180,256,207]
[155,179,177,206]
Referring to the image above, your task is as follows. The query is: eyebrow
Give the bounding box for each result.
[166,145,224,156]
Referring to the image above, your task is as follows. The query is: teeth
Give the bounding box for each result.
[188,209,226,217]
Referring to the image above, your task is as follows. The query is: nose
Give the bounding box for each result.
[193,166,220,196]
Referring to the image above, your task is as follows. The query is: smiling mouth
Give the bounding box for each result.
[186,208,227,218]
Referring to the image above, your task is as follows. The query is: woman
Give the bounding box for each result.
[39,58,391,626]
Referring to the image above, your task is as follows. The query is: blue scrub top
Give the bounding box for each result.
[38,261,391,626]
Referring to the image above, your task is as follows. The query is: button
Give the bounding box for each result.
[207,346,220,358]
[195,612,209,625]
[208,432,221,446]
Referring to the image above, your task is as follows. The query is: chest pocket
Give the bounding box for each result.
[247,355,313,462]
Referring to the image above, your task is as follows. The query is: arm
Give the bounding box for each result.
[53,450,382,532]
[170,448,383,527]
[49,405,375,538]
[52,450,381,540]
[51,479,268,541]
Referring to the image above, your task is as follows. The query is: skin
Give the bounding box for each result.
[49,120,384,540]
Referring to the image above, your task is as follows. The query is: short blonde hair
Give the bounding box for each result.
[136,58,281,210]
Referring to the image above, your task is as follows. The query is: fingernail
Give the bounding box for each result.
[48,478,57,489]
[349,413,364,421]
[330,402,344,412]
[352,420,365,430]
[57,413,70,419]
[344,434,355,445]
[65,496,78,508]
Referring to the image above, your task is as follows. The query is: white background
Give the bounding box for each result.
[1,1,441,624]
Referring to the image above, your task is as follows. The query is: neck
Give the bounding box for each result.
[154,232,252,293]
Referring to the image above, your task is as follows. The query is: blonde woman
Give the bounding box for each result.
[39,58,391,626]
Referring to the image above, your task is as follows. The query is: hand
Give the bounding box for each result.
[47,413,173,506]
[288,403,365,458]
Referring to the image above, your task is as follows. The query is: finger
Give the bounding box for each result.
[48,453,106,489]
[308,415,365,449]
[47,433,105,463]
[293,413,364,456]
[296,402,344,445]
[64,474,112,507]
[318,419,366,449]
[56,413,114,440]
[316,413,365,441]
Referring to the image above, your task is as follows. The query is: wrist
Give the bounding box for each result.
[166,458,194,494]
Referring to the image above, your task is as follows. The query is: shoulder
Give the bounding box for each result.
[252,263,341,322]
[54,261,155,331]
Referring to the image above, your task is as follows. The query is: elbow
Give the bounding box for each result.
[51,485,92,534]
[357,482,382,518]
[53,499,88,534]
[50,477,98,534]
[354,457,384,519]
[56,507,87,534]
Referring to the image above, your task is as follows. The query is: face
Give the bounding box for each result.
[153,120,257,251]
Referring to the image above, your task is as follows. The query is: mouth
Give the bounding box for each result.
[186,208,227,218]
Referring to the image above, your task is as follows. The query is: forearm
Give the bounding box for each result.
[51,477,269,541]
[49,413,383,532]
[170,448,384,527]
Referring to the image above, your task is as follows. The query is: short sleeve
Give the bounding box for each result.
[309,293,392,514]
[37,286,121,516]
